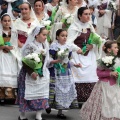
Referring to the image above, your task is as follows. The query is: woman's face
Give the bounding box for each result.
[109,43,118,56]
[34,1,44,13]
[69,0,78,6]
[20,3,31,18]
[78,9,90,23]
[1,16,11,29]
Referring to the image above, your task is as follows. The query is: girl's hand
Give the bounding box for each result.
[77,49,82,54]
[110,72,118,78]
[74,63,82,68]
[4,46,13,52]
[86,44,93,51]
[51,59,62,64]
[31,72,38,80]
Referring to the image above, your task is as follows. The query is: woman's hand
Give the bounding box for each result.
[74,63,82,68]
[77,49,83,54]
[110,72,118,78]
[31,72,38,80]
[86,44,93,51]
[51,59,62,64]
[3,46,13,52]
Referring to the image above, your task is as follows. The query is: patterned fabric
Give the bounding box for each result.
[75,83,95,102]
[16,68,49,112]
[80,81,120,120]
[49,78,78,110]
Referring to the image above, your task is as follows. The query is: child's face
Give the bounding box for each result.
[90,8,94,14]
[1,16,11,29]
[34,1,44,13]
[57,31,67,45]
[36,29,48,43]
[109,43,118,56]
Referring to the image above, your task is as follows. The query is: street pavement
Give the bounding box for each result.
[0,105,82,120]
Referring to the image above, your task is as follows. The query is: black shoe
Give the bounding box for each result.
[45,107,51,114]
[0,99,5,106]
[57,114,66,119]
[18,116,28,120]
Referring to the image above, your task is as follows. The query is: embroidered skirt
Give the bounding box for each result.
[75,83,95,102]
[16,68,49,112]
[80,81,120,120]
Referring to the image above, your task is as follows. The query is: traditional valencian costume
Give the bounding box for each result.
[80,55,120,120]
[16,26,50,113]
[67,13,104,103]
[49,41,80,109]
[0,14,19,101]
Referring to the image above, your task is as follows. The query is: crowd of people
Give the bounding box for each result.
[0,0,120,120]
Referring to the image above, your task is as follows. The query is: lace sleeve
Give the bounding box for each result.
[22,43,36,57]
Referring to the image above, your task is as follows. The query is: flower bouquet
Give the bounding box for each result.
[101,56,116,68]
[22,50,46,77]
[82,32,102,55]
[54,48,69,73]
[61,14,74,29]
[41,20,52,43]
[108,0,117,11]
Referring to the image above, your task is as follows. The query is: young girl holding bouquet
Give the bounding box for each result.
[47,29,82,119]
[80,40,120,120]
[0,13,18,105]
[16,26,50,120]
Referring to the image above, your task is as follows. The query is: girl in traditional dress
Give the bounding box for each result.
[0,13,19,105]
[80,40,120,120]
[47,29,82,119]
[16,26,49,120]
[50,0,78,41]
[67,7,104,103]
[34,0,49,23]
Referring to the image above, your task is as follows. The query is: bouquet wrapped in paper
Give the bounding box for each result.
[54,48,69,73]
[22,50,46,77]
[82,32,102,54]
[61,14,74,29]
[41,20,52,43]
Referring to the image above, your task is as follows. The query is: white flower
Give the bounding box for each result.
[64,14,71,19]
[25,54,33,59]
[31,53,38,59]
[41,20,51,26]
[63,57,69,64]
[58,50,64,56]
[67,16,74,24]
[34,57,40,62]
[41,49,47,55]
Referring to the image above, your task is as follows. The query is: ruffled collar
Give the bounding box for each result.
[50,41,70,51]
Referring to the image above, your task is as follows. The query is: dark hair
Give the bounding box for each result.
[89,6,95,11]
[103,40,117,53]
[77,7,89,20]
[20,2,31,10]
[66,0,69,4]
[35,27,46,38]
[92,24,96,29]
[1,14,10,21]
[34,0,44,6]
[56,29,66,40]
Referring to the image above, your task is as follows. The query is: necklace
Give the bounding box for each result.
[23,17,31,21]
